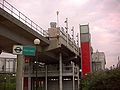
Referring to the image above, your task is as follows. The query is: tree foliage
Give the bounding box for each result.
[0,74,16,90]
[82,68,120,90]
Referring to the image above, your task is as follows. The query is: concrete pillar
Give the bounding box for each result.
[13,59,16,73]
[16,55,24,90]
[59,53,62,90]
[45,65,48,90]
[72,62,75,90]
[28,62,31,90]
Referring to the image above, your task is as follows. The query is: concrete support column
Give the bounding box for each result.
[72,62,75,90]
[45,65,48,90]
[13,59,16,73]
[16,55,24,90]
[28,62,31,90]
[59,53,62,90]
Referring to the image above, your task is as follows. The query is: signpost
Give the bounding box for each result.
[13,45,23,55]
[13,45,36,56]
[13,44,37,90]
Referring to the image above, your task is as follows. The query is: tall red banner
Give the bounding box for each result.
[81,42,91,76]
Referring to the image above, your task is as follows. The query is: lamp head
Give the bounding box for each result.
[34,39,40,45]
[79,69,82,72]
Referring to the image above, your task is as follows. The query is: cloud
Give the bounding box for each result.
[5,0,120,68]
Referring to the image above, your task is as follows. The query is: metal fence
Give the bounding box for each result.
[0,0,48,37]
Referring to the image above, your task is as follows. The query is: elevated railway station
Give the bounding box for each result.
[0,0,81,90]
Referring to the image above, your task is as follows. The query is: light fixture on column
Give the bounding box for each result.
[34,38,40,90]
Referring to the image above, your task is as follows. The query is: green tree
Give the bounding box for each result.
[82,68,120,90]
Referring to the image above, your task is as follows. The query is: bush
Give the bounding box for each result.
[82,68,120,90]
[0,74,16,90]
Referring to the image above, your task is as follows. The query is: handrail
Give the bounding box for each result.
[60,28,79,49]
[0,0,48,37]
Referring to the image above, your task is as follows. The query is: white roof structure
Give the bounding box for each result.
[0,52,17,58]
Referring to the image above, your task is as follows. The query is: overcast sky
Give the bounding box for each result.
[5,0,120,68]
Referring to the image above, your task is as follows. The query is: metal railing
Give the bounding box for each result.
[0,0,48,37]
[60,27,80,53]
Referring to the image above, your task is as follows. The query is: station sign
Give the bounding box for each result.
[13,45,23,55]
[23,46,36,56]
[13,45,36,56]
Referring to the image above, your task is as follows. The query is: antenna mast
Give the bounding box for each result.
[56,11,59,27]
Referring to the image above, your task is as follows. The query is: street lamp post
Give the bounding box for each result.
[79,69,82,90]
[34,39,40,90]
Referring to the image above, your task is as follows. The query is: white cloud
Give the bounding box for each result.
[5,0,120,68]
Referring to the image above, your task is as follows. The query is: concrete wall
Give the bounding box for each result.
[48,79,78,90]
[48,27,79,55]
[48,80,59,90]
